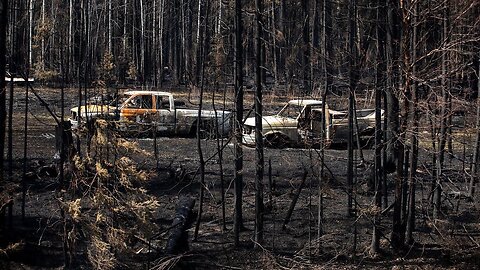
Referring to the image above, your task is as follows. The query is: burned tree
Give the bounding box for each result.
[254,0,264,247]
[0,0,7,180]
[234,0,244,247]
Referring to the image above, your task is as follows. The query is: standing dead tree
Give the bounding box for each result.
[254,0,264,248]
[318,0,333,241]
[433,0,450,219]
[405,1,419,245]
[469,58,480,197]
[0,0,7,183]
[193,0,210,241]
[347,0,356,217]
[233,0,244,247]
[370,0,385,254]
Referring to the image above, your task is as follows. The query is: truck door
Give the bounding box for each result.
[121,93,155,122]
[154,95,175,133]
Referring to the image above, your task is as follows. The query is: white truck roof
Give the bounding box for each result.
[288,99,323,106]
[124,90,172,96]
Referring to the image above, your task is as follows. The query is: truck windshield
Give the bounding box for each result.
[278,104,303,119]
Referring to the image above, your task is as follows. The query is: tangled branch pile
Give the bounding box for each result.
[62,120,159,269]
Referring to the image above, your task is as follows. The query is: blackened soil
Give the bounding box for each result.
[1,87,480,269]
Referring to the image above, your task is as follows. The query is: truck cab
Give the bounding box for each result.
[243,99,325,147]
[70,90,232,137]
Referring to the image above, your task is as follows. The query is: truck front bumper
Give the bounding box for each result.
[242,126,256,147]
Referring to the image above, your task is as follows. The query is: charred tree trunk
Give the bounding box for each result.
[347,0,356,217]
[193,1,209,241]
[405,2,418,245]
[370,0,384,254]
[434,0,449,219]
[166,197,195,254]
[385,0,400,174]
[469,57,480,197]
[318,0,332,240]
[391,0,407,250]
[233,0,244,247]
[301,0,311,93]
[283,170,308,229]
[21,81,29,220]
[0,0,7,180]
[254,0,264,248]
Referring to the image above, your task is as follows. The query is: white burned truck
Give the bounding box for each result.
[242,99,383,148]
[70,91,232,137]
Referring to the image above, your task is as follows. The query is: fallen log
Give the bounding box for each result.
[165,197,195,254]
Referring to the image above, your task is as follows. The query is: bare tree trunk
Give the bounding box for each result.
[152,0,157,85]
[108,0,112,54]
[352,98,365,165]
[6,7,16,225]
[391,0,408,250]
[318,0,332,241]
[123,0,128,59]
[370,0,384,254]
[213,88,227,230]
[0,0,8,181]
[41,0,45,70]
[7,82,13,184]
[139,0,145,83]
[29,0,33,68]
[21,80,29,220]
[270,0,278,85]
[279,0,286,85]
[158,0,165,86]
[469,57,480,197]
[347,0,356,217]
[233,0,244,247]
[405,1,418,245]
[254,0,264,248]
[434,0,449,219]
[301,0,311,93]
[385,0,400,173]
[193,0,209,241]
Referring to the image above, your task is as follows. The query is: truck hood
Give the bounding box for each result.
[244,115,297,128]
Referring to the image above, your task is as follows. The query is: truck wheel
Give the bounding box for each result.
[190,120,216,139]
[265,133,290,149]
[190,123,211,139]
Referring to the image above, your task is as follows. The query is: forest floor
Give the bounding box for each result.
[1,86,480,269]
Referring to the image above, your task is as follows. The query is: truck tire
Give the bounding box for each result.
[190,120,216,139]
[265,133,290,149]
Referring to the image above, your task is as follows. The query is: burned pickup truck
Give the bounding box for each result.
[69,91,232,137]
[242,99,383,148]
